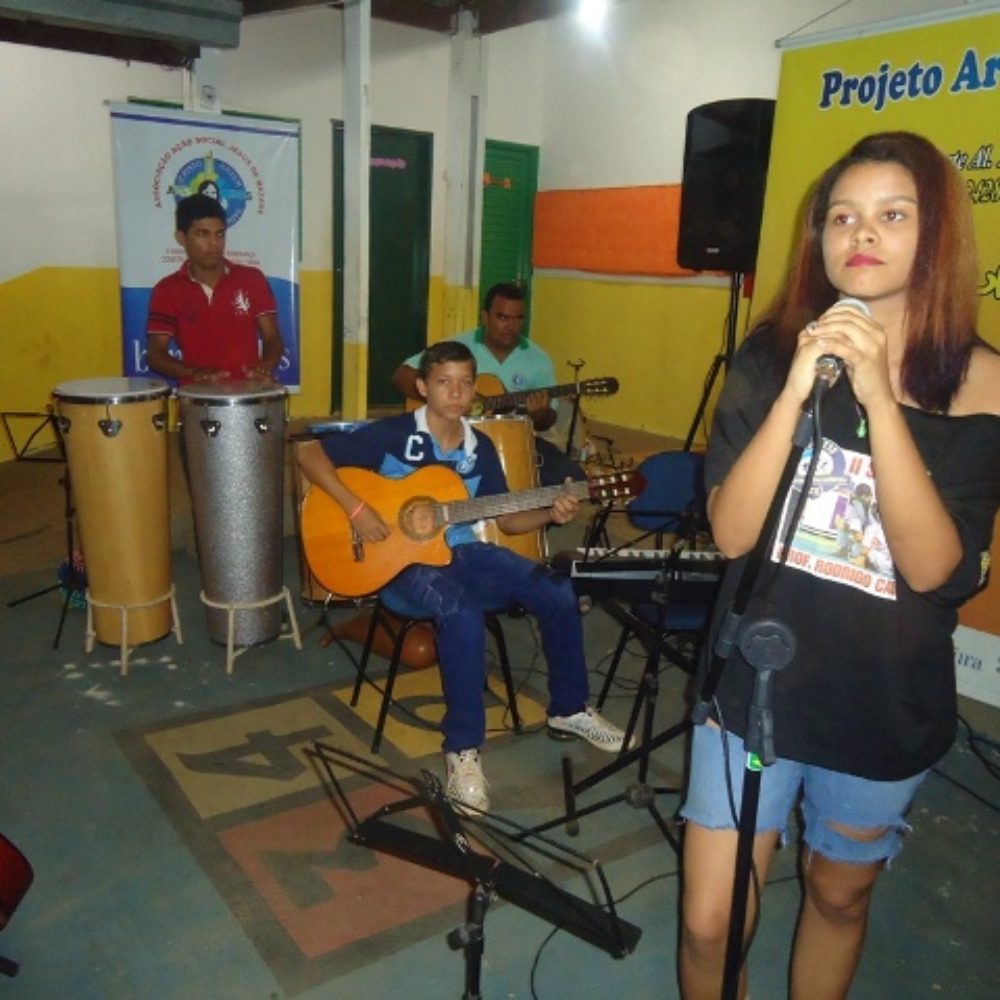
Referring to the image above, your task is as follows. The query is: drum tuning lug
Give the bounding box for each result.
[98,419,122,438]
[200,419,221,438]
[254,418,269,433]
[56,416,71,435]
[152,413,166,431]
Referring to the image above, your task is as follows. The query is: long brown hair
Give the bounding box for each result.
[758,131,980,412]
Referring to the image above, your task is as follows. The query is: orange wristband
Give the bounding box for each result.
[348,501,366,521]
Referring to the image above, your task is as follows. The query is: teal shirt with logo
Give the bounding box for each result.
[405,328,557,400]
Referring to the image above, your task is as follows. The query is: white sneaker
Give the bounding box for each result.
[445,748,490,814]
[547,706,630,753]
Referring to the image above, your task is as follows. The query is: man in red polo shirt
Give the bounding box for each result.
[146,194,285,383]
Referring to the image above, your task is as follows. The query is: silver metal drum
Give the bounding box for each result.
[179,380,288,646]
[52,377,173,655]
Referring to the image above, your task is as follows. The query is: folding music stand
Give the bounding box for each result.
[2,410,83,648]
[308,741,642,998]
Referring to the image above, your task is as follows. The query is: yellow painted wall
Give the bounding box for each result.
[3,263,749,462]
[1,266,337,462]
[296,269,333,420]
[529,275,745,448]
[1,268,123,460]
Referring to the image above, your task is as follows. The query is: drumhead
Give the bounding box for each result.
[468,414,532,426]
[52,377,171,404]
[177,379,287,406]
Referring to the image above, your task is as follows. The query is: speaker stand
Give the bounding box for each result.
[683,271,742,451]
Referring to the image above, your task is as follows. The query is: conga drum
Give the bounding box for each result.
[52,377,173,649]
[179,380,287,646]
[469,415,546,562]
[290,419,371,602]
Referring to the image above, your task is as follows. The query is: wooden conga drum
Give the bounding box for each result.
[469,415,546,562]
[290,419,371,602]
[52,377,172,647]
[179,381,288,647]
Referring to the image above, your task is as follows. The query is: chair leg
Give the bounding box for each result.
[371,617,416,754]
[596,623,633,709]
[350,604,383,707]
[486,614,522,733]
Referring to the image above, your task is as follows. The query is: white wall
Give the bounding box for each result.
[0,1,972,285]
[224,9,458,272]
[0,44,184,280]
[532,0,969,189]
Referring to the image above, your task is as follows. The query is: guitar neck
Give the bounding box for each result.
[480,382,582,411]
[440,480,590,525]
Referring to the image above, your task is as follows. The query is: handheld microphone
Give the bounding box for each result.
[814,297,871,388]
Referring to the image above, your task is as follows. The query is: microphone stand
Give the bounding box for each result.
[684,271,742,451]
[564,358,586,459]
[690,376,831,1000]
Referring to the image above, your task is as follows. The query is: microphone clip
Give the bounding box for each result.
[814,354,844,390]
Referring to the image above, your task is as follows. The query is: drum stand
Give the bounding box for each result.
[2,410,84,648]
[85,587,184,677]
[199,587,302,674]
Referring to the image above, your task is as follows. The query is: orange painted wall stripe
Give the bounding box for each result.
[532,184,697,277]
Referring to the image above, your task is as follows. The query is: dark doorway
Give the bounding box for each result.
[333,124,432,408]
[480,140,539,315]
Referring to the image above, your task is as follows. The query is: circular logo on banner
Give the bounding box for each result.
[172,155,250,227]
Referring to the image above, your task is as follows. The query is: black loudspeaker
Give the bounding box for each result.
[677,98,776,273]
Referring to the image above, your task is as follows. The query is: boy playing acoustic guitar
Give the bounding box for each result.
[297,340,627,813]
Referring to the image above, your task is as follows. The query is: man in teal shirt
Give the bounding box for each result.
[392,282,584,486]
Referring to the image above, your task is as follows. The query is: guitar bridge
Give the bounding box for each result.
[351,527,365,563]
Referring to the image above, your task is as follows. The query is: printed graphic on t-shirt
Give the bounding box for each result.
[771,438,896,600]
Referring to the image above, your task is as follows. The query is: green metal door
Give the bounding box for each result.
[479,140,539,312]
[333,124,432,408]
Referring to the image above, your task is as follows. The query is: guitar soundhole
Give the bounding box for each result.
[399,496,441,542]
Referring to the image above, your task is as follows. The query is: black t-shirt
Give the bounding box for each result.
[703,326,1000,780]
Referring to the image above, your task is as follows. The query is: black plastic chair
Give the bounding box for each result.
[350,592,523,754]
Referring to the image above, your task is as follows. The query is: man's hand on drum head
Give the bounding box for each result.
[242,363,279,382]
[550,480,579,525]
[190,366,230,383]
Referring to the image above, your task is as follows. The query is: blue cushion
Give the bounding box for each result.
[629,450,707,535]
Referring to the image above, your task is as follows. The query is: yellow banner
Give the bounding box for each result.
[755,12,1000,348]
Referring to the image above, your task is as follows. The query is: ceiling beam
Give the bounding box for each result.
[0,1,241,47]
[0,15,198,66]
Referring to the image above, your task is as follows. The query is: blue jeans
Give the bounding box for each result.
[382,543,589,752]
[680,724,927,864]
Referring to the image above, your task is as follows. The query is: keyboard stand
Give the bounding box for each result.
[517,597,691,857]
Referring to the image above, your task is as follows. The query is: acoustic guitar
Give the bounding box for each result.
[405,373,619,416]
[300,465,642,597]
